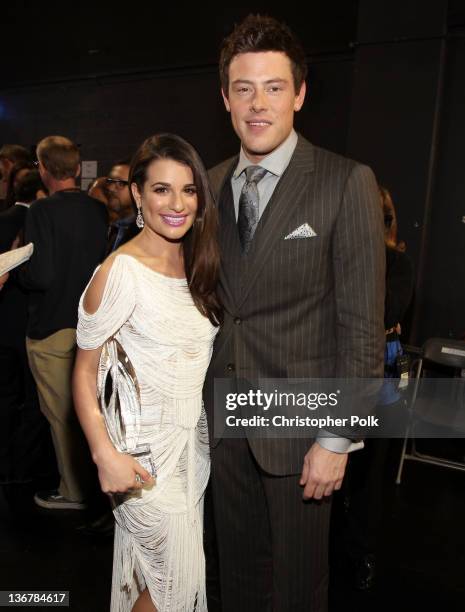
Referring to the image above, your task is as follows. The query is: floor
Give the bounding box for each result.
[1,442,465,612]
[330,441,465,611]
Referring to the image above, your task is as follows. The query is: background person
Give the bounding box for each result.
[105,159,140,252]
[88,176,109,206]
[18,135,108,510]
[0,168,47,252]
[0,169,53,503]
[335,186,415,590]
[0,144,32,210]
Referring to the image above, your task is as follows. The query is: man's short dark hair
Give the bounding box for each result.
[219,14,308,95]
[0,144,31,164]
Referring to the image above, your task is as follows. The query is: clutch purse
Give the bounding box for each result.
[97,336,156,478]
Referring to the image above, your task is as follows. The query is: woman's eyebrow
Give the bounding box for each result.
[150,181,170,187]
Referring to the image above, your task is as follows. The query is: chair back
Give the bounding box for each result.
[422,338,465,370]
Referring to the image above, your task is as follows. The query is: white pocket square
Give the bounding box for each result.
[284,223,317,240]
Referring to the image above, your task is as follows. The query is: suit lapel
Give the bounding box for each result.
[236,136,315,310]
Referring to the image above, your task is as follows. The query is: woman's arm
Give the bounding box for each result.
[73,348,153,493]
[72,257,154,494]
[72,346,153,494]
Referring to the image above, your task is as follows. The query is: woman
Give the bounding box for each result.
[73,134,221,612]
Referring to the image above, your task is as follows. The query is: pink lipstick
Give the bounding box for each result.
[161,214,187,227]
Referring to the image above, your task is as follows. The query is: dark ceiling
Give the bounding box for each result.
[2,2,359,88]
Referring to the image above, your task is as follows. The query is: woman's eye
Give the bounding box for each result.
[154,187,168,193]
[184,187,197,195]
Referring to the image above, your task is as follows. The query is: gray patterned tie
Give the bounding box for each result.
[237,165,267,253]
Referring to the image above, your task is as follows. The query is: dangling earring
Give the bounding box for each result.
[136,206,144,228]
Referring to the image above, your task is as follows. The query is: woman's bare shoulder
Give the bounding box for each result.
[83,253,120,315]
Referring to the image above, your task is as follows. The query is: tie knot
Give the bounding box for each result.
[244,165,267,185]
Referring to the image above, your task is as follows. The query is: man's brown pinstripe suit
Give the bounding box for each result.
[204,135,385,611]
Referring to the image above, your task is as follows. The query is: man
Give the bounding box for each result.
[19,135,108,510]
[205,15,385,611]
[105,159,140,252]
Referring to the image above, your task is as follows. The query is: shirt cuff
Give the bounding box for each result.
[316,430,364,453]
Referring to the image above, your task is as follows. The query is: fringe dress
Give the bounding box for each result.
[77,254,217,611]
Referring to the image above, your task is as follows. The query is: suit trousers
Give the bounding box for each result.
[26,329,93,502]
[207,436,331,612]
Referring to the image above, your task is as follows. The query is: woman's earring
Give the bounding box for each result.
[136,206,144,228]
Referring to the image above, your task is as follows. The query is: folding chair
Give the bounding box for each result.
[396,337,465,484]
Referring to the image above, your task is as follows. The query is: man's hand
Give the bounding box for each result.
[299,442,348,500]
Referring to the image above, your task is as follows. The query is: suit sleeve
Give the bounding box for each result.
[319,163,385,445]
[18,203,54,290]
[333,163,385,378]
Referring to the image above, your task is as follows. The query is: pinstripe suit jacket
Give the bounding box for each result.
[205,135,385,475]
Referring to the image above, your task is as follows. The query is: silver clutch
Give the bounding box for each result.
[97,337,156,477]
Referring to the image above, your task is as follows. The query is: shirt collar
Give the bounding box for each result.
[14,201,31,208]
[233,129,298,180]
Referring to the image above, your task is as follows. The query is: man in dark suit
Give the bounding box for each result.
[205,14,386,612]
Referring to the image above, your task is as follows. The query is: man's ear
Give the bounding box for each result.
[221,88,231,112]
[37,161,48,183]
[294,81,306,112]
[131,182,141,207]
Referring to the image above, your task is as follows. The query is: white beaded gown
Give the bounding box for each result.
[76,254,218,612]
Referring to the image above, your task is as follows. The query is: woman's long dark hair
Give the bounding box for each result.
[129,133,222,326]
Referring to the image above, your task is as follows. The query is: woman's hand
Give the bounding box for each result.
[96,447,154,494]
[73,346,155,495]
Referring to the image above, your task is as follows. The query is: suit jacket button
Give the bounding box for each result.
[234,317,241,325]
[226,363,235,372]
